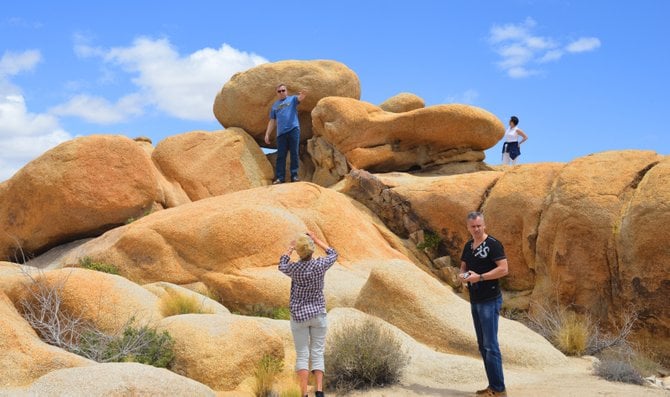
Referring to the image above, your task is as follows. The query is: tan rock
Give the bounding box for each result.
[56,183,418,311]
[482,163,564,292]
[0,290,92,387]
[159,314,284,391]
[379,92,425,113]
[616,155,670,355]
[0,135,162,261]
[152,128,274,201]
[21,362,215,396]
[143,281,231,316]
[354,261,566,368]
[213,60,361,145]
[311,97,504,173]
[533,151,663,322]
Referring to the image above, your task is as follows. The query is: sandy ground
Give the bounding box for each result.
[332,357,669,397]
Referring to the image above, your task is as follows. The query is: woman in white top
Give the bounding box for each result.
[502,116,528,165]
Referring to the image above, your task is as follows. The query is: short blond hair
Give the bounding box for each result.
[295,235,315,260]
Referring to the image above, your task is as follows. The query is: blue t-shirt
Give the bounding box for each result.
[270,95,301,136]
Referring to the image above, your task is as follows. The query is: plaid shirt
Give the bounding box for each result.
[279,248,338,322]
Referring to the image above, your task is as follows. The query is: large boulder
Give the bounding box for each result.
[213,60,361,146]
[354,261,566,368]
[379,92,425,113]
[152,128,274,201]
[615,155,670,357]
[309,97,504,182]
[56,183,420,311]
[0,289,92,387]
[0,135,162,261]
[533,151,663,322]
[482,163,564,291]
[159,314,284,391]
[18,362,216,396]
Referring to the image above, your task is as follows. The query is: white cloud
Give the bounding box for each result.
[0,94,72,181]
[566,37,601,53]
[446,89,480,104]
[73,37,268,121]
[50,93,145,124]
[0,50,41,76]
[488,19,600,78]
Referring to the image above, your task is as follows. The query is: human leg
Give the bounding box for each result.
[471,296,505,393]
[309,314,328,392]
[287,127,300,181]
[275,132,289,182]
[290,318,311,396]
[502,152,512,165]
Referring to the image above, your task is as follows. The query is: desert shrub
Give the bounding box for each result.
[527,304,591,356]
[594,357,644,385]
[416,231,441,250]
[253,354,284,397]
[325,319,409,392]
[247,304,291,320]
[18,267,174,368]
[78,324,175,367]
[78,256,119,275]
[159,291,214,316]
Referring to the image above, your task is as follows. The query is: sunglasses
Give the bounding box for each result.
[277,89,286,93]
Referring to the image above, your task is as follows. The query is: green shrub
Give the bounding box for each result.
[325,319,409,392]
[253,354,284,397]
[247,304,291,320]
[78,257,119,275]
[160,291,214,316]
[79,323,175,368]
[416,231,441,250]
[594,358,644,385]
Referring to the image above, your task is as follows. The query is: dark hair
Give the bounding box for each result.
[510,116,519,126]
[467,211,484,222]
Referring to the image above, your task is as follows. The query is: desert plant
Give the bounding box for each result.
[18,267,174,368]
[527,303,593,356]
[325,319,409,392]
[78,256,119,275]
[159,290,214,316]
[253,354,284,397]
[594,357,644,385]
[78,323,175,367]
[247,304,291,320]
[416,230,441,250]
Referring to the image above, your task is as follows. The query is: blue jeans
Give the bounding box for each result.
[290,314,327,372]
[471,295,505,392]
[276,127,300,182]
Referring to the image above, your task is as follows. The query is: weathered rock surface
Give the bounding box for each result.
[56,183,419,311]
[213,60,361,145]
[0,135,162,261]
[354,262,567,368]
[379,92,425,113]
[0,288,92,387]
[15,362,216,396]
[152,128,274,201]
[309,97,504,182]
[159,314,284,390]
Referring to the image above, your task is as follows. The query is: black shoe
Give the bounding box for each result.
[315,392,324,397]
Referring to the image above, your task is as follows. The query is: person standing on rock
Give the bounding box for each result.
[501,115,528,165]
[279,230,338,397]
[460,211,509,397]
[265,83,307,184]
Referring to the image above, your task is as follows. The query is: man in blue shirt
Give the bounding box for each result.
[264,83,307,184]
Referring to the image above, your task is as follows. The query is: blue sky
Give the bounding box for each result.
[1,1,668,181]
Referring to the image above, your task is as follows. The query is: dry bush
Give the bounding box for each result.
[325,319,409,392]
[594,357,644,385]
[253,354,284,397]
[18,267,174,367]
[159,290,214,317]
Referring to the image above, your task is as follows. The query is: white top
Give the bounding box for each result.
[504,126,520,142]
